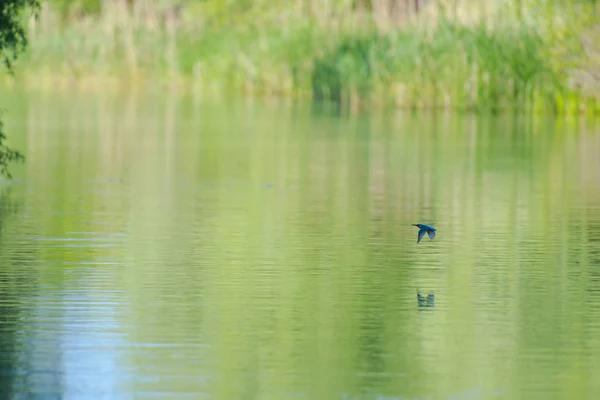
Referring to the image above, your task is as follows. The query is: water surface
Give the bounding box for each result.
[1,89,600,399]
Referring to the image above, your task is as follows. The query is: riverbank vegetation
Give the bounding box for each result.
[6,0,600,114]
[0,0,38,177]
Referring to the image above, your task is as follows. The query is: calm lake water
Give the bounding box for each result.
[0,88,600,399]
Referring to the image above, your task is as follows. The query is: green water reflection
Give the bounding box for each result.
[0,89,599,399]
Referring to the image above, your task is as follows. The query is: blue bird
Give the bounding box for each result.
[412,224,436,244]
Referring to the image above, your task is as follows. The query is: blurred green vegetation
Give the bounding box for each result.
[0,0,38,178]
[6,0,600,114]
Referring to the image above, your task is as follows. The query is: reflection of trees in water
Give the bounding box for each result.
[0,187,38,396]
[356,295,387,395]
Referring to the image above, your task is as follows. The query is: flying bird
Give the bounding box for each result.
[412,224,436,244]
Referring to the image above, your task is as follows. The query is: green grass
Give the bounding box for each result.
[6,0,600,114]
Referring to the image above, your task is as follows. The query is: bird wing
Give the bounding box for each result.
[427,229,436,239]
[417,229,426,243]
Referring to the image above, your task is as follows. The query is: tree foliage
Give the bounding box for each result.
[0,0,39,71]
[0,115,24,179]
[0,0,39,178]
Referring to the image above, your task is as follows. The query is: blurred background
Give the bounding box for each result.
[4,0,600,113]
[0,1,600,399]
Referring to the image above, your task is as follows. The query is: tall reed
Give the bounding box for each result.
[7,0,600,114]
